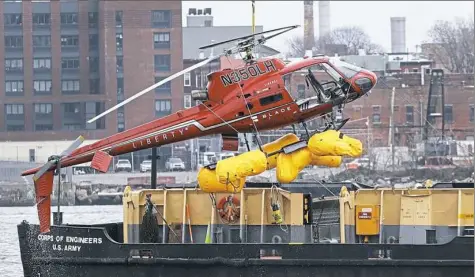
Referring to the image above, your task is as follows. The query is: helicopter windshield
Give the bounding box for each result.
[328,58,362,79]
[314,63,344,83]
[283,58,366,103]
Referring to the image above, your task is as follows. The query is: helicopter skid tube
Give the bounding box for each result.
[297,92,357,118]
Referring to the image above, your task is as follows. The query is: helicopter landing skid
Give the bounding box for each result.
[309,115,350,137]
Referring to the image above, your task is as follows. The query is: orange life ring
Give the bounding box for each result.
[216,195,240,224]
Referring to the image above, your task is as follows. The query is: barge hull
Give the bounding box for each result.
[18,222,474,277]
[20,262,473,277]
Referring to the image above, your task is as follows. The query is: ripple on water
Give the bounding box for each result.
[0,205,123,277]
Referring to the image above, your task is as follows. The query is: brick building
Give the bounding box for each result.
[185,56,474,154]
[290,72,474,148]
[343,73,475,147]
[0,0,183,141]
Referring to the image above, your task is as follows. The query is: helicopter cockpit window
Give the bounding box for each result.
[283,61,357,102]
[303,64,346,101]
[260,93,283,106]
[282,75,294,98]
[328,59,361,79]
[315,64,343,84]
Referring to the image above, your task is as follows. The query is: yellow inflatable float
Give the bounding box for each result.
[275,131,360,183]
[198,130,363,191]
[276,147,313,183]
[310,154,342,167]
[308,130,362,157]
[215,149,267,183]
[262,133,300,169]
[198,167,246,193]
[275,150,343,183]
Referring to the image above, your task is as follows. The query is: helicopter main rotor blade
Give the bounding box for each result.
[199,25,299,50]
[59,135,85,157]
[33,160,56,182]
[87,55,221,124]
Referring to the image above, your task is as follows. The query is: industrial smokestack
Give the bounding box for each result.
[390,17,406,53]
[303,1,315,55]
[318,1,330,38]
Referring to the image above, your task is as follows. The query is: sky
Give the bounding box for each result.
[182,1,474,54]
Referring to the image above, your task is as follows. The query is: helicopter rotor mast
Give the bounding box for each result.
[199,25,299,61]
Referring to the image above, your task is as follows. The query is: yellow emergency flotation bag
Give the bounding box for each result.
[262,133,300,169]
[198,167,246,193]
[310,154,342,167]
[276,147,312,183]
[339,133,363,157]
[215,150,267,183]
[308,130,362,157]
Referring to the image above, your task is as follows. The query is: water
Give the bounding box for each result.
[0,205,123,277]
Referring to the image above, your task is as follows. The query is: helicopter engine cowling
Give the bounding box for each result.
[191,90,209,101]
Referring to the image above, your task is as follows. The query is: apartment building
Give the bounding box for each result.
[0,0,183,141]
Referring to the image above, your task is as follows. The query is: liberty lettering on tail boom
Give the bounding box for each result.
[22,25,377,233]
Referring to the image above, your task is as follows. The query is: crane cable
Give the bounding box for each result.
[251,0,255,35]
[199,0,261,212]
[223,0,263,151]
[199,0,261,149]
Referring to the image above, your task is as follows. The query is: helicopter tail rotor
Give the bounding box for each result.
[33,135,85,182]
[32,135,85,233]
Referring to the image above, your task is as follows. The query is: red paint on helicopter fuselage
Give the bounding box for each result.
[21,57,375,177]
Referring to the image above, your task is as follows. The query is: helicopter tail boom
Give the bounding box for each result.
[21,106,218,178]
[34,171,54,233]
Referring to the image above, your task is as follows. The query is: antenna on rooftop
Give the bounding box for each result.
[251,0,256,35]
[251,0,259,58]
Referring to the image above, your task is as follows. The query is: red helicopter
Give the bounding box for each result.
[21,25,377,233]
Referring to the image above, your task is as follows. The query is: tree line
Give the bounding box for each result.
[286,16,474,74]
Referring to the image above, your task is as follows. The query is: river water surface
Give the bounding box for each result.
[0,205,123,277]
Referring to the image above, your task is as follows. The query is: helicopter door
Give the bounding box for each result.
[305,68,331,103]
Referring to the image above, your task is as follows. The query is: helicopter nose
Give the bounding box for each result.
[367,70,377,87]
[354,70,377,94]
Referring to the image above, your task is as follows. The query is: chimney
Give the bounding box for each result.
[390,17,406,53]
[318,1,331,38]
[303,1,315,55]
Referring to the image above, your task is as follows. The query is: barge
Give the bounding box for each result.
[17,181,474,277]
